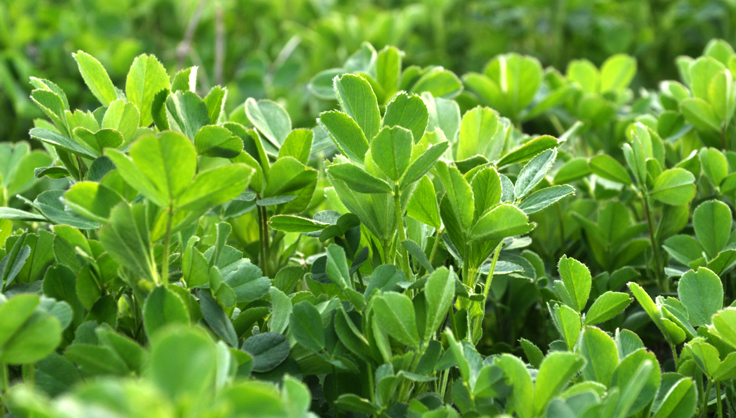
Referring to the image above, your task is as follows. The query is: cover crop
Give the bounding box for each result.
[1,40,736,418]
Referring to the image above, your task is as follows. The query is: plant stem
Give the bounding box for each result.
[382,240,392,265]
[670,343,679,368]
[261,206,270,277]
[28,364,34,388]
[393,187,410,277]
[704,380,714,418]
[256,200,266,274]
[75,155,86,181]
[548,114,565,136]
[160,202,174,286]
[438,369,449,401]
[428,228,443,268]
[482,243,504,302]
[462,260,470,287]
[470,243,503,343]
[417,228,444,277]
[642,195,667,292]
[262,206,270,256]
[717,381,724,418]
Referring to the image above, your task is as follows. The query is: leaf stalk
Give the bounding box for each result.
[393,186,410,277]
[161,202,174,286]
[642,195,667,292]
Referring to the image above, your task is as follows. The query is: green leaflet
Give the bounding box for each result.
[373,292,420,349]
[371,126,413,181]
[382,92,428,143]
[693,200,732,259]
[585,291,632,325]
[175,164,254,213]
[245,98,292,150]
[558,255,591,312]
[327,162,393,194]
[533,352,586,416]
[406,175,441,229]
[318,111,370,164]
[125,54,171,127]
[677,267,723,326]
[149,326,218,402]
[72,51,118,106]
[334,74,381,141]
[0,294,62,364]
[9,35,736,418]
[456,106,499,161]
[106,132,196,207]
[98,203,155,283]
[514,148,557,198]
[143,286,190,338]
[194,125,243,158]
[423,267,455,341]
[166,91,210,140]
[650,168,696,206]
[590,154,632,185]
[290,301,325,353]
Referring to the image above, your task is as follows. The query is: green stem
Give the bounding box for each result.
[438,369,449,401]
[467,381,477,411]
[383,241,392,264]
[418,228,444,278]
[642,196,667,292]
[28,364,34,388]
[397,344,426,402]
[261,206,270,277]
[410,343,425,374]
[75,155,87,181]
[704,380,714,418]
[469,243,503,344]
[462,260,470,287]
[670,343,679,368]
[548,114,565,137]
[256,202,266,275]
[393,187,410,277]
[482,243,504,302]
[341,234,365,291]
[428,229,443,267]
[717,381,724,418]
[161,202,174,286]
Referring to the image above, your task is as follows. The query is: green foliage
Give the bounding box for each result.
[5,32,736,418]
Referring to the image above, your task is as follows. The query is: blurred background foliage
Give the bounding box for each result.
[1,0,735,143]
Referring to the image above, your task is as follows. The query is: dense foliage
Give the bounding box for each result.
[4,19,736,418]
[2,0,735,143]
